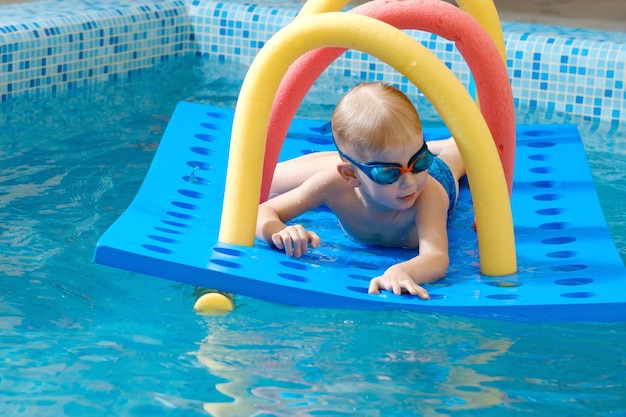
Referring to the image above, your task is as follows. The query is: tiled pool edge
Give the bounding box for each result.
[0,0,192,101]
[1,0,624,129]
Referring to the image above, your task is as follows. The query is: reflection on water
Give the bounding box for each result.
[0,56,624,416]
[193,307,513,416]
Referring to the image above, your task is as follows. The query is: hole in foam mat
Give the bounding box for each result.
[162,219,189,228]
[530,167,553,174]
[280,260,308,270]
[200,123,219,131]
[546,250,578,259]
[539,221,569,230]
[561,291,595,298]
[195,133,216,141]
[182,175,210,185]
[534,193,562,201]
[186,161,212,170]
[541,236,577,245]
[190,146,212,155]
[210,259,242,269]
[536,207,565,216]
[347,260,381,271]
[148,235,178,244]
[531,180,561,188]
[555,278,594,286]
[178,189,203,199]
[154,227,183,235]
[524,130,554,137]
[213,247,244,257]
[305,137,333,145]
[347,286,368,294]
[348,274,371,281]
[172,201,199,210]
[525,141,556,148]
[529,154,551,161]
[166,211,195,220]
[278,273,309,283]
[142,244,173,254]
[550,264,588,272]
[487,294,521,300]
[206,111,226,118]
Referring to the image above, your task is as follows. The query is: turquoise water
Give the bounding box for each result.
[1,56,625,416]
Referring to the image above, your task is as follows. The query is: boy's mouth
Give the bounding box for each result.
[399,192,416,201]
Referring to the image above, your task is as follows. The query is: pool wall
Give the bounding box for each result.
[1,0,625,131]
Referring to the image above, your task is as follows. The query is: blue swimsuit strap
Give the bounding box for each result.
[429,157,457,214]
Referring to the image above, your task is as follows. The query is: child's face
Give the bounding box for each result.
[352,139,430,212]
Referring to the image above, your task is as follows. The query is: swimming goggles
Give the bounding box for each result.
[335,141,434,185]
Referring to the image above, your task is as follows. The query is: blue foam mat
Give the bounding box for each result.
[94,101,626,322]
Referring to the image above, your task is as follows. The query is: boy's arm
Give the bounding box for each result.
[256,173,332,257]
[368,181,450,299]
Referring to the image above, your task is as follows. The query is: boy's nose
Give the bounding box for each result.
[398,170,418,187]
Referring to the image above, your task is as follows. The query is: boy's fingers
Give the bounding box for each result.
[393,283,402,295]
[368,278,430,300]
[271,234,285,250]
[412,286,430,300]
[273,227,320,257]
[289,227,307,257]
[309,232,321,248]
[368,278,382,294]
[283,237,295,257]
[407,283,430,300]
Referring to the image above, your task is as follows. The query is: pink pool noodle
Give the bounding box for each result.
[260,0,515,202]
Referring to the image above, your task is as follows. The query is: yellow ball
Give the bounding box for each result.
[193,292,235,314]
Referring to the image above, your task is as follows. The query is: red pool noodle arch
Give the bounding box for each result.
[260,0,515,202]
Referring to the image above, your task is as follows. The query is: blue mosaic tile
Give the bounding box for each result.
[503,24,626,125]
[0,0,624,131]
[0,0,191,101]
[186,1,624,128]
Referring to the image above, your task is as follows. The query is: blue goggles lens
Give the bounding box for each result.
[337,141,434,185]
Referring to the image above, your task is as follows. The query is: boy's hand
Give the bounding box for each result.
[368,266,430,300]
[271,224,321,258]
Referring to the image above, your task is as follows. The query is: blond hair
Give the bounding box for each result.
[331,82,423,155]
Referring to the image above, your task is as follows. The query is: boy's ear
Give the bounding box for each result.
[337,163,361,186]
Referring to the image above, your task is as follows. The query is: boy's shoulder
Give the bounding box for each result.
[303,167,354,200]
[306,165,345,184]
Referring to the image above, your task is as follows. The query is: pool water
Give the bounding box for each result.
[1,55,625,416]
